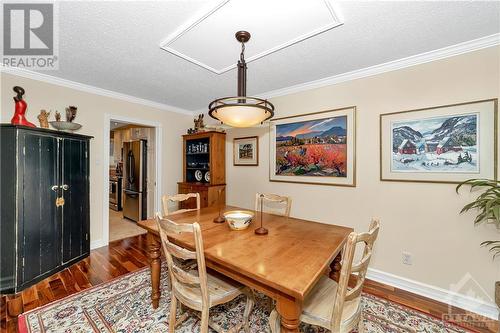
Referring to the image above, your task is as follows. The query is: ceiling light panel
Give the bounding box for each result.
[160,0,343,74]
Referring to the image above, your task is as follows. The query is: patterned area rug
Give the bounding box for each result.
[19,265,471,333]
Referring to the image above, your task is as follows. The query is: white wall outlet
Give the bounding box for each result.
[402,251,413,265]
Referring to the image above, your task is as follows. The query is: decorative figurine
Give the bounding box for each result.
[10,86,36,127]
[37,110,51,128]
[187,114,206,134]
[65,106,77,122]
[50,108,82,132]
[194,114,205,132]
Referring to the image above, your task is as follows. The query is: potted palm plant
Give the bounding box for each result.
[456,179,500,311]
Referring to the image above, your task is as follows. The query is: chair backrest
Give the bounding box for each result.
[162,193,200,217]
[254,193,292,217]
[331,218,380,330]
[155,214,209,307]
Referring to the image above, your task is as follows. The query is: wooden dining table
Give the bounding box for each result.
[137,205,353,333]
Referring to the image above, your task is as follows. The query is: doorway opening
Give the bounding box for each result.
[101,114,162,247]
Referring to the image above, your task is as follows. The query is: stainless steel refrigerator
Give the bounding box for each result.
[122,140,147,221]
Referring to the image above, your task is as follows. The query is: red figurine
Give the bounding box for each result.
[11,86,36,127]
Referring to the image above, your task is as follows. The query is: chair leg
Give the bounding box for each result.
[200,309,209,333]
[357,316,365,333]
[175,311,190,328]
[169,296,178,333]
[268,309,280,333]
[267,298,275,314]
[242,288,255,333]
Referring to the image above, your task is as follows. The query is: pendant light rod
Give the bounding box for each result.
[236,31,250,97]
[237,52,246,96]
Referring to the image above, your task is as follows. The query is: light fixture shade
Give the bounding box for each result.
[208,31,275,127]
[209,96,274,127]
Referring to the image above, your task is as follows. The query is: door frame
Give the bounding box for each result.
[101,113,163,248]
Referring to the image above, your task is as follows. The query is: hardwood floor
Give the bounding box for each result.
[1,234,498,333]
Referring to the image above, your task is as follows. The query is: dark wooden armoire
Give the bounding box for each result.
[0,125,92,294]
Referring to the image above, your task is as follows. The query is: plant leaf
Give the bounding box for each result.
[458,179,500,259]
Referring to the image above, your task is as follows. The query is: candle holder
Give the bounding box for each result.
[213,188,225,223]
[255,194,268,235]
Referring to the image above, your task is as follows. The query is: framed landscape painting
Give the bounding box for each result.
[269,107,356,186]
[380,99,497,183]
[234,136,258,166]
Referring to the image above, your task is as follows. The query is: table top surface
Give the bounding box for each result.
[138,205,353,300]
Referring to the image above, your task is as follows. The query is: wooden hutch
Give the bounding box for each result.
[178,131,226,209]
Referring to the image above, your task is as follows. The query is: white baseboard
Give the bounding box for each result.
[90,239,107,250]
[367,268,499,321]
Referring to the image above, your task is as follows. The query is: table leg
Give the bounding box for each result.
[329,251,342,282]
[147,232,161,309]
[276,295,301,333]
[7,293,23,317]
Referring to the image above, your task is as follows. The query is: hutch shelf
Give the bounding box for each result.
[178,131,226,209]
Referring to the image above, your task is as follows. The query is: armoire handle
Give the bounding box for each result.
[51,185,59,191]
[61,184,69,190]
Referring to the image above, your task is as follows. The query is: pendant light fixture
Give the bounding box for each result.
[208,31,274,128]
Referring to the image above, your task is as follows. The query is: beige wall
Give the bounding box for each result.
[2,47,499,306]
[1,73,192,245]
[224,47,500,302]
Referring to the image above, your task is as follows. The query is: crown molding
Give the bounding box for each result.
[257,33,500,100]
[2,34,498,114]
[0,66,194,116]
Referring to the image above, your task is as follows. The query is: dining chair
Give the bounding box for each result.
[162,193,200,217]
[254,193,292,217]
[269,218,380,333]
[155,214,255,333]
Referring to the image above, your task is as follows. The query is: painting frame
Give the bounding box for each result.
[380,99,498,184]
[269,106,356,187]
[233,136,259,166]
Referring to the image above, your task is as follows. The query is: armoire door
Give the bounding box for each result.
[20,132,61,285]
[61,138,90,263]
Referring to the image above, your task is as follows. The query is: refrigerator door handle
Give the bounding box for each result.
[127,150,135,186]
[139,140,144,193]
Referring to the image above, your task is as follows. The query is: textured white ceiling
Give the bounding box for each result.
[29,1,500,111]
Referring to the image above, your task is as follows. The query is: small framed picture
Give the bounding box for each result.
[380,99,497,183]
[234,136,259,166]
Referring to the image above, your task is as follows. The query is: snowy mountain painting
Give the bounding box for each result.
[390,113,479,173]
